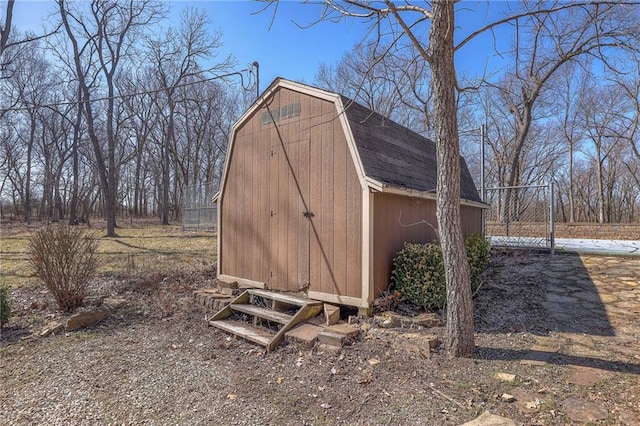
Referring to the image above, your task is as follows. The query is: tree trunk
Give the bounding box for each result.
[568,143,575,223]
[68,87,82,225]
[430,0,474,357]
[24,112,35,224]
[161,99,174,225]
[595,142,605,224]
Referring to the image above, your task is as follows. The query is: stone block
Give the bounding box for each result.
[317,331,346,347]
[103,297,127,311]
[40,321,64,338]
[285,324,323,348]
[561,397,608,422]
[324,304,340,326]
[317,324,360,347]
[494,372,516,382]
[219,286,235,296]
[412,312,442,327]
[66,307,111,332]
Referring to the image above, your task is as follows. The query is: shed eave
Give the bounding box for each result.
[366,179,490,209]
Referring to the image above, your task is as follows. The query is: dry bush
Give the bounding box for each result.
[27,226,100,313]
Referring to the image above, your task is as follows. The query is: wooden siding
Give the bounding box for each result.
[220,87,363,298]
[371,193,483,298]
[460,204,483,236]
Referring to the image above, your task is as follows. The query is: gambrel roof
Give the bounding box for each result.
[341,97,482,204]
[236,78,484,207]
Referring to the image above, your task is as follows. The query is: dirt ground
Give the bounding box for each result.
[1,250,639,425]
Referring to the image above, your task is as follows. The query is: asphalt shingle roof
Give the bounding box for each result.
[341,97,482,203]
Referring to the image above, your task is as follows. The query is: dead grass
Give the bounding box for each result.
[0,222,216,288]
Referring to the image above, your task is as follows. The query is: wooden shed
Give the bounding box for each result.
[217,78,487,310]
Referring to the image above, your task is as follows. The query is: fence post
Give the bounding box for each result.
[549,180,555,255]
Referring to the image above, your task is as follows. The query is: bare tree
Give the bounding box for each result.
[554,62,590,223]
[6,42,52,223]
[581,83,628,223]
[0,0,13,58]
[1,0,60,74]
[57,0,164,236]
[315,43,432,132]
[486,2,640,222]
[146,8,232,224]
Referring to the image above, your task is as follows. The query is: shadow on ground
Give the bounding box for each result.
[475,250,640,374]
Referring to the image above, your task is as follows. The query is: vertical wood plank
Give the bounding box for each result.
[345,144,362,298]
[332,113,347,296]
[298,134,311,287]
[286,139,299,291]
[320,104,335,295]
[308,98,323,293]
[277,124,288,291]
[268,127,279,288]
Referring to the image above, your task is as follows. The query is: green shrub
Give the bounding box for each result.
[390,242,446,310]
[465,233,491,291]
[391,234,491,310]
[0,282,10,328]
[27,226,100,313]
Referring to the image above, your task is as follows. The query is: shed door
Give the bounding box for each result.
[268,139,311,291]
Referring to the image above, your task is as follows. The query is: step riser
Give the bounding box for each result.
[207,289,323,352]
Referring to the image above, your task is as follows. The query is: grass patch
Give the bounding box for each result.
[0,224,216,288]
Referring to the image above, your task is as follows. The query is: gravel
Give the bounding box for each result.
[2,252,639,425]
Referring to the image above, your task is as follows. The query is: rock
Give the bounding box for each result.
[567,365,612,387]
[367,357,381,366]
[501,393,515,402]
[285,324,323,348]
[561,396,608,422]
[40,321,64,338]
[412,312,442,327]
[66,307,111,332]
[374,312,401,328]
[323,304,340,326]
[103,297,127,311]
[510,388,545,413]
[374,311,442,329]
[317,324,361,347]
[398,332,440,349]
[494,372,516,382]
[459,410,516,426]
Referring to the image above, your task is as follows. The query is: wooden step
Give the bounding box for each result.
[207,289,325,352]
[208,319,273,346]
[230,304,293,324]
[248,289,320,307]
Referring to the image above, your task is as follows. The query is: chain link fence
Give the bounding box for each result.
[484,184,555,252]
[182,183,217,231]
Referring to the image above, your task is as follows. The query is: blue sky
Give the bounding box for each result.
[9,1,512,90]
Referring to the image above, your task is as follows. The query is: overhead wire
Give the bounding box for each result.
[1,67,256,113]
